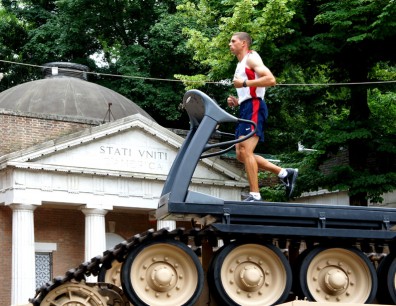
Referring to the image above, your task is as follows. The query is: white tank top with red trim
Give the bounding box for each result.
[234,50,265,104]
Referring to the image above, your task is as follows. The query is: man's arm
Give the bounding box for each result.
[227,95,239,107]
[233,53,276,88]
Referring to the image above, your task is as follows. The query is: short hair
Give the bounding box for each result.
[233,32,252,47]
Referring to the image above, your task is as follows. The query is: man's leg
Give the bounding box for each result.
[236,136,298,199]
[236,136,260,193]
[255,155,282,174]
[255,155,298,198]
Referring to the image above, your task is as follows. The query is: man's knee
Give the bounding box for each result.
[236,146,251,162]
[236,152,245,163]
[236,148,244,162]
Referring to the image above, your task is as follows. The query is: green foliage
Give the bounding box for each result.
[177,0,297,82]
[260,185,288,202]
[176,0,396,203]
[300,95,396,203]
[174,74,207,90]
[0,0,199,123]
[0,4,40,88]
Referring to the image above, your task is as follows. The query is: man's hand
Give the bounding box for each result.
[227,96,239,107]
[233,78,244,88]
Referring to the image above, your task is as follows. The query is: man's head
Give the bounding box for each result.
[233,32,252,47]
[229,32,252,56]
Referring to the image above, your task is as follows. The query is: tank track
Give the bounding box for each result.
[29,227,211,306]
[29,225,393,305]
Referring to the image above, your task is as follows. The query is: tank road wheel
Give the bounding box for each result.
[40,281,108,306]
[121,239,204,306]
[208,242,292,306]
[96,282,130,306]
[98,259,122,287]
[298,246,377,303]
[377,254,396,304]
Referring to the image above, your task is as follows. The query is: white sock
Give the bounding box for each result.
[278,168,288,178]
[250,192,261,200]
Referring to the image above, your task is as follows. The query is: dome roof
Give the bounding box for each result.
[0,62,154,122]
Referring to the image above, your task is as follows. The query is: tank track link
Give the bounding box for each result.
[29,226,213,306]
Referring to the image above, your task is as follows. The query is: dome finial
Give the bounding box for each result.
[42,62,89,80]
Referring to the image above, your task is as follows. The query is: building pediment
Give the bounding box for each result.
[1,114,245,183]
[0,114,247,208]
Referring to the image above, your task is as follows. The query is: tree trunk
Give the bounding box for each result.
[346,51,370,206]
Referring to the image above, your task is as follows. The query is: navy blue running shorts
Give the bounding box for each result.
[235,97,268,142]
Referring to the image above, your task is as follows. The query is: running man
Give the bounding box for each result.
[227,32,298,201]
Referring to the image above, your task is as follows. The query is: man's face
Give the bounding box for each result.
[229,35,244,55]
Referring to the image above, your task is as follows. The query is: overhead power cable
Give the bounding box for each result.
[1,59,395,87]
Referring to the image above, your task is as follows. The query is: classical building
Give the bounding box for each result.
[0,63,248,305]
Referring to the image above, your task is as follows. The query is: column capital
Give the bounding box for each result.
[9,203,38,211]
[80,206,108,216]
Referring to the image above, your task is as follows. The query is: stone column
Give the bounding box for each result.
[81,208,107,282]
[10,204,37,306]
[157,220,176,231]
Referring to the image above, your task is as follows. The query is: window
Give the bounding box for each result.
[35,252,52,288]
[35,242,57,289]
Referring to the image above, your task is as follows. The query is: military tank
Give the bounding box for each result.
[30,89,396,306]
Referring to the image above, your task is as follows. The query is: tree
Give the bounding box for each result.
[0,0,101,86]
[300,0,396,205]
[176,0,396,204]
[0,0,197,125]
[0,2,34,89]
